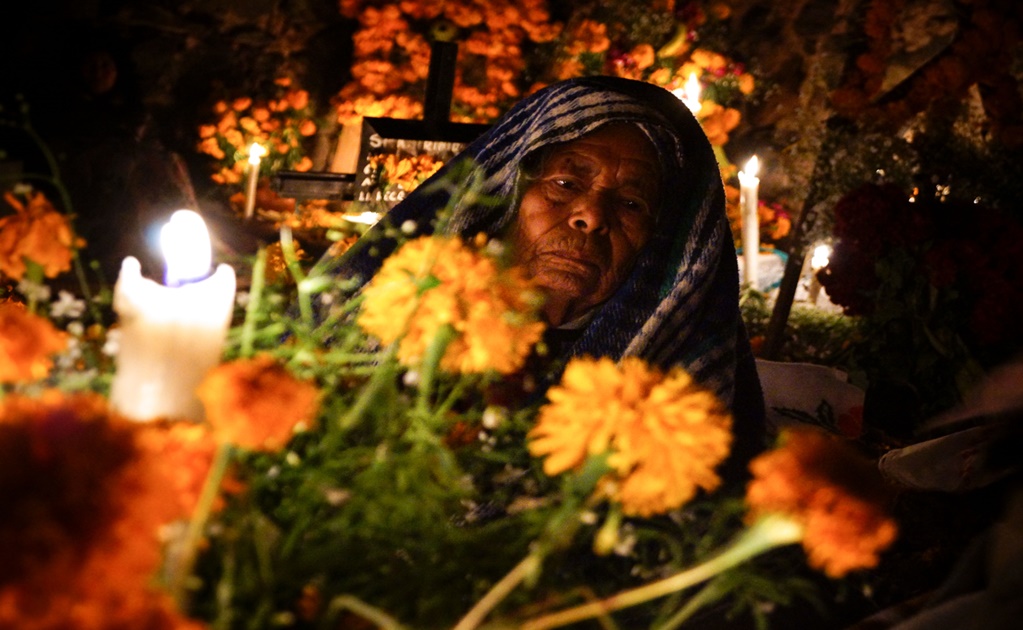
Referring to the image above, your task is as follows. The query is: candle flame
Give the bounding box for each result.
[811,243,832,270]
[672,72,702,114]
[161,210,212,286]
[247,142,267,166]
[743,155,760,178]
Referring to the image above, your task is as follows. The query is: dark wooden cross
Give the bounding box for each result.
[271,40,488,201]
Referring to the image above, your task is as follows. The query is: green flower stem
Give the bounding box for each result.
[171,442,234,608]
[339,342,400,431]
[325,594,407,630]
[415,323,456,417]
[240,247,267,358]
[453,553,542,630]
[657,574,730,630]
[453,460,610,630]
[279,226,313,330]
[519,514,805,630]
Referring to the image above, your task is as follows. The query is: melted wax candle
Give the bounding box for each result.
[110,210,236,421]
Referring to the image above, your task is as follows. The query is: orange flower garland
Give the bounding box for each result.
[197,78,319,186]
[196,355,320,451]
[745,427,898,577]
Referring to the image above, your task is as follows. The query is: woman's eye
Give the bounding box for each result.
[552,178,576,190]
[620,198,649,214]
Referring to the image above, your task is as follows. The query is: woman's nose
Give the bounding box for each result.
[567,193,610,234]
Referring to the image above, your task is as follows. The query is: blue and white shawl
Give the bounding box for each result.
[331,76,764,467]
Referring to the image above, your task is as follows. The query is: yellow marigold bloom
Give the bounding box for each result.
[358,236,545,374]
[0,302,68,383]
[529,356,733,517]
[746,427,898,578]
[0,191,81,280]
[197,355,320,451]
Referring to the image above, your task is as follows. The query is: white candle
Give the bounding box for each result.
[738,155,760,287]
[673,72,703,115]
[110,210,236,421]
[243,143,266,220]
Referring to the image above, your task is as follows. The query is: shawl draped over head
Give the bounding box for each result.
[330,76,765,471]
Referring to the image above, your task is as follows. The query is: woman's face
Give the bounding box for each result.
[511,124,661,326]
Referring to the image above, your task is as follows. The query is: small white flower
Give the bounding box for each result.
[481,406,507,430]
[484,238,506,258]
[613,525,638,557]
[579,510,599,525]
[235,291,250,307]
[400,219,417,235]
[323,487,352,506]
[320,291,335,305]
[66,321,84,337]
[50,290,86,319]
[402,370,420,387]
[16,279,50,303]
[12,183,33,196]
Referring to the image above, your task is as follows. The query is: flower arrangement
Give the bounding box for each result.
[335,0,560,124]
[0,169,900,629]
[817,180,1023,418]
[196,77,319,187]
[332,0,756,138]
[830,0,1022,145]
[724,191,793,251]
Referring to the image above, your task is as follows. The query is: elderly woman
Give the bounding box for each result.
[331,76,765,477]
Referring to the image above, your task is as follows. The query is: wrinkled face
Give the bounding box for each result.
[511,124,660,326]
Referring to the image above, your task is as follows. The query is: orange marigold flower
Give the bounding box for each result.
[738,73,755,95]
[746,427,898,577]
[197,355,320,451]
[0,391,211,630]
[293,156,313,172]
[691,48,727,72]
[299,119,317,136]
[287,89,310,111]
[358,236,545,374]
[0,302,67,383]
[631,44,656,70]
[567,19,610,55]
[529,357,733,517]
[0,191,81,280]
[232,97,252,111]
[198,124,217,139]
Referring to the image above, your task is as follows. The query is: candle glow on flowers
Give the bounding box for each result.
[196,355,320,451]
[357,235,545,375]
[0,390,213,629]
[0,302,68,383]
[528,356,733,517]
[745,427,898,577]
[0,190,82,280]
